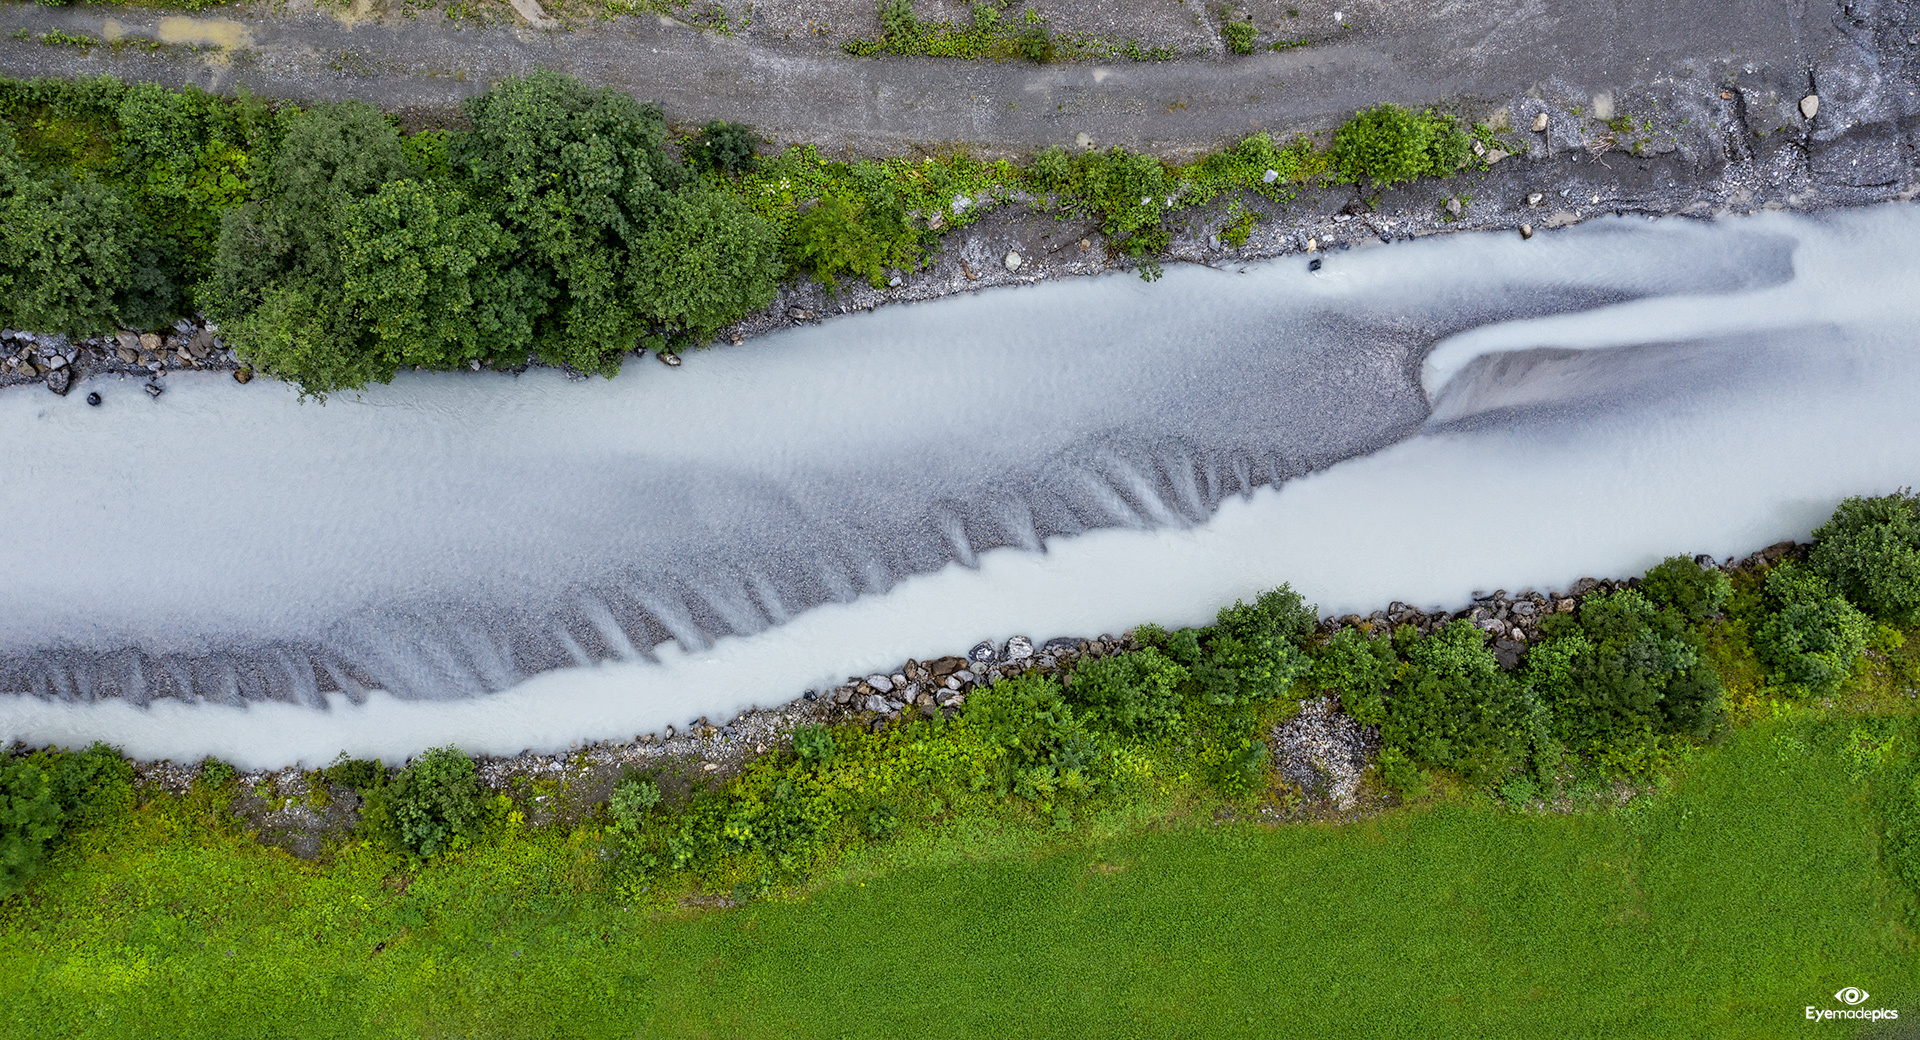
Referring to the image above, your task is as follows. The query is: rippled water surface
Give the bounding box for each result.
[5,205,1919,766]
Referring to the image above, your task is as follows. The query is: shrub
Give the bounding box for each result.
[785,189,919,291]
[609,776,661,830]
[792,725,835,764]
[1373,744,1427,798]
[961,673,1106,797]
[0,137,178,334]
[0,744,131,898]
[1027,146,1174,256]
[1067,647,1189,737]
[1808,491,1920,625]
[197,758,237,788]
[0,755,61,898]
[1754,564,1872,696]
[627,188,783,342]
[686,120,759,175]
[323,757,384,791]
[1329,104,1470,189]
[371,746,486,858]
[1312,626,1396,726]
[1382,620,1527,781]
[1222,19,1257,54]
[1522,589,1723,750]
[1639,555,1731,623]
[1187,587,1316,707]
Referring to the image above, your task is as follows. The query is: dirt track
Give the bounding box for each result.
[0,0,1856,156]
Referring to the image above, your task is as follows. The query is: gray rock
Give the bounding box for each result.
[944,676,962,691]
[1527,192,1544,207]
[969,640,997,664]
[866,674,894,694]
[144,382,163,399]
[1532,112,1550,132]
[1041,637,1081,654]
[1801,94,1820,120]
[1262,169,1280,184]
[954,670,976,685]
[1446,198,1463,217]
[1003,635,1034,661]
[1004,251,1023,272]
[863,694,891,713]
[45,368,71,396]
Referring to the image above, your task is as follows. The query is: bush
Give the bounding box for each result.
[0,744,131,898]
[961,673,1106,798]
[0,136,178,334]
[1522,589,1723,750]
[371,747,486,858]
[323,757,384,791]
[1312,626,1396,726]
[1373,744,1427,798]
[1329,104,1470,189]
[1186,587,1317,708]
[627,188,783,342]
[1382,620,1527,781]
[1027,146,1174,256]
[197,758,237,788]
[1639,555,1731,623]
[0,755,61,898]
[1067,647,1189,737]
[1222,19,1257,54]
[792,725,835,764]
[609,776,661,830]
[1808,491,1920,625]
[1754,564,1872,696]
[686,120,759,175]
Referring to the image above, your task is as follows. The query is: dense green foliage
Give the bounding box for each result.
[1222,19,1258,54]
[1524,589,1724,755]
[0,744,131,897]
[363,747,488,858]
[4,75,1493,391]
[1809,490,1920,625]
[1066,646,1189,736]
[1329,103,1473,189]
[844,0,1057,61]
[1638,554,1732,622]
[1384,620,1528,782]
[1754,563,1874,695]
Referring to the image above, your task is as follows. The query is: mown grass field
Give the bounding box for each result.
[2,713,1912,1039]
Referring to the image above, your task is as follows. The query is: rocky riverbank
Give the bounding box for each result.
[112,537,1806,859]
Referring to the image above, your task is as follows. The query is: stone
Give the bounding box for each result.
[139,332,161,353]
[888,276,902,287]
[954,670,976,685]
[657,350,682,367]
[116,330,140,353]
[786,306,814,322]
[1308,257,1323,272]
[1532,112,1550,132]
[46,353,66,370]
[1305,237,1318,251]
[1003,635,1034,661]
[866,674,894,693]
[86,391,101,406]
[929,655,966,678]
[927,211,946,231]
[1485,149,1509,163]
[144,381,163,399]
[45,368,71,395]
[944,676,962,691]
[1041,637,1080,654]
[1800,94,1819,119]
[891,672,907,687]
[969,640,997,664]
[1262,168,1280,184]
[1004,251,1022,272]
[1445,198,1462,217]
[1520,224,1534,239]
[187,330,213,358]
[115,347,138,364]
[1526,192,1544,207]
[234,367,254,384]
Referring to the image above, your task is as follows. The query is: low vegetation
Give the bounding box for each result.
[3,495,1920,1034]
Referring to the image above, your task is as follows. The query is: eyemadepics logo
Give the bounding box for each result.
[1807,985,1897,1023]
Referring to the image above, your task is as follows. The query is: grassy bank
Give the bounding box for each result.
[0,712,1912,1037]
[8,493,1920,1035]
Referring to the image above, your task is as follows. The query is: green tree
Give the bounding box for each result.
[1639,555,1731,623]
[340,177,531,372]
[0,755,61,898]
[627,188,783,344]
[0,137,177,333]
[1523,589,1722,749]
[1312,626,1397,725]
[1754,564,1872,696]
[1808,492,1920,625]
[1384,620,1527,780]
[368,746,486,858]
[454,71,687,374]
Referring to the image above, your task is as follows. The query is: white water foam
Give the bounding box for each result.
[4,205,1918,765]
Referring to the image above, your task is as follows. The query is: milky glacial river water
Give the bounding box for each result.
[5,205,1920,767]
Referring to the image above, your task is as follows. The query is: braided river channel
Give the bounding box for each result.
[5,205,1920,768]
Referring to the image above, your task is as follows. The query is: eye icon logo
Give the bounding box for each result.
[1836,988,1870,1006]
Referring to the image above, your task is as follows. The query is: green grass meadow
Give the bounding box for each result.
[3,714,1912,1038]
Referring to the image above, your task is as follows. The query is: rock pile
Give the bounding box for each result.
[0,319,240,396]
